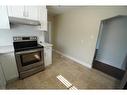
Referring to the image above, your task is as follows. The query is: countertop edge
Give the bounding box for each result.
[0,45,14,54]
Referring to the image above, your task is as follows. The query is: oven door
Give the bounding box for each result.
[15,48,44,72]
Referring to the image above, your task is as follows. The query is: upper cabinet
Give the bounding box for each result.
[26,6,38,21]
[38,7,47,31]
[7,6,38,21]
[0,6,10,29]
[7,6,24,19]
[6,6,47,31]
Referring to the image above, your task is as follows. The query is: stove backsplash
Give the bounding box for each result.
[0,24,45,46]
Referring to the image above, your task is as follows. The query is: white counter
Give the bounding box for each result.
[39,42,53,67]
[0,43,52,54]
[39,42,53,47]
[0,45,14,54]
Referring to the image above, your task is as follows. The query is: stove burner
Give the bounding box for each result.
[14,44,43,52]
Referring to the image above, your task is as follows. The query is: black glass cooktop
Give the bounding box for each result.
[13,41,43,52]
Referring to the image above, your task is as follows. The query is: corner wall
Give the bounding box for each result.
[53,6,127,68]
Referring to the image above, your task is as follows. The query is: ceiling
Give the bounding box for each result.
[47,6,80,16]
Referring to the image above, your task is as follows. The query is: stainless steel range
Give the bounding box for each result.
[13,36,45,79]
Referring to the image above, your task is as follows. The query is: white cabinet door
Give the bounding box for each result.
[7,6,47,30]
[7,6,24,18]
[38,7,47,31]
[7,6,39,21]
[26,6,38,20]
[0,6,10,29]
[44,47,52,67]
[0,63,6,89]
[1,52,18,81]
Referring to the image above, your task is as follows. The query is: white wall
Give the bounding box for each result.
[53,6,127,68]
[0,24,45,46]
[96,16,127,70]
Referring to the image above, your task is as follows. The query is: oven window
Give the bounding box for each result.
[20,51,41,66]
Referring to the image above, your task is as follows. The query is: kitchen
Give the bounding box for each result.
[0,6,53,89]
[1,6,127,89]
[0,0,127,94]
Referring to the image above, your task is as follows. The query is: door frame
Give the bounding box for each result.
[92,21,104,66]
[120,70,127,89]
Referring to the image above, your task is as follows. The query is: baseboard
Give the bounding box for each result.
[0,85,6,89]
[7,77,19,84]
[93,60,125,80]
[53,49,92,69]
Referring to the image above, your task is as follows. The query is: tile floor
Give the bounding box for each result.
[7,52,120,89]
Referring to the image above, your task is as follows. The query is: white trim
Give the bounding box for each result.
[53,49,92,69]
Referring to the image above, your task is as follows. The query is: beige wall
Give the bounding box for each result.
[53,6,127,68]
[48,15,54,21]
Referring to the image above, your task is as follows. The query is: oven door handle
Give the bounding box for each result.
[15,48,43,55]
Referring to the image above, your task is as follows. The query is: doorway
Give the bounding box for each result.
[93,16,127,80]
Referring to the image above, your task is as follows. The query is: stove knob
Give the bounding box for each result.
[33,37,36,40]
[31,37,34,40]
[17,38,20,40]
[13,38,17,41]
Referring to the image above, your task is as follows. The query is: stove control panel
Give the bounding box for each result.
[13,36,37,42]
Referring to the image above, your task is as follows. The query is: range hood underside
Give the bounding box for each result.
[9,17,41,26]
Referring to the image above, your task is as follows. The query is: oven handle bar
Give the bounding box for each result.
[15,48,43,55]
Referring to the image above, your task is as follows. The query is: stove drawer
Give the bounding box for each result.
[19,65,44,79]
